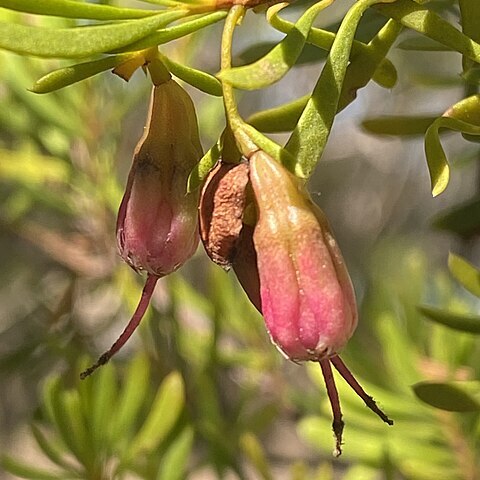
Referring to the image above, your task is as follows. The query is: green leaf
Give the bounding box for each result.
[218,0,333,90]
[433,196,480,238]
[0,456,75,480]
[413,381,480,412]
[425,115,480,197]
[0,148,70,184]
[362,115,436,136]
[462,65,480,85]
[31,424,79,473]
[239,433,273,480]
[156,427,194,480]
[89,362,118,452]
[375,0,480,64]
[448,253,480,298]
[374,313,421,390]
[343,465,379,480]
[372,54,397,88]
[397,36,452,51]
[42,376,63,426]
[0,10,187,58]
[238,41,328,67]
[115,11,227,53]
[267,5,398,89]
[128,371,185,457]
[50,388,94,470]
[110,353,150,445]
[338,18,402,111]
[0,0,156,20]
[1,54,86,134]
[459,0,480,44]
[418,305,480,334]
[159,54,222,96]
[31,54,137,93]
[247,95,308,133]
[187,140,221,192]
[285,0,398,178]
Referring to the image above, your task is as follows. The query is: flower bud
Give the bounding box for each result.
[117,79,202,276]
[249,150,357,362]
[81,80,202,379]
[247,151,392,456]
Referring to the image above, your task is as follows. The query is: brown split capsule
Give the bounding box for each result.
[199,160,250,268]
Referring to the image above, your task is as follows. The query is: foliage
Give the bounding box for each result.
[0,0,479,479]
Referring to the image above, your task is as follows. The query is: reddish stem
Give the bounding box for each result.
[319,358,344,457]
[330,355,393,425]
[80,274,159,379]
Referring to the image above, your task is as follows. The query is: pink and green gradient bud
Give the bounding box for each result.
[249,150,357,362]
[117,79,201,276]
[81,79,202,379]
[246,151,392,456]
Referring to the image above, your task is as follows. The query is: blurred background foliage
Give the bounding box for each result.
[0,0,479,479]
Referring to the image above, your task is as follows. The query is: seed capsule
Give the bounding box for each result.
[198,161,250,268]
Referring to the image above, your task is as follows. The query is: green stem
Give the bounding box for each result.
[220,6,258,157]
[146,53,172,85]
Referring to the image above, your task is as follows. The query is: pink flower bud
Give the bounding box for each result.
[117,79,202,276]
[81,80,202,379]
[248,151,392,455]
[249,150,357,362]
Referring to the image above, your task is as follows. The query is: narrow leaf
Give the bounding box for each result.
[448,253,480,298]
[397,37,452,51]
[156,427,194,480]
[90,363,118,452]
[418,305,480,334]
[129,371,185,457]
[0,0,156,20]
[219,0,333,90]
[110,353,151,444]
[343,466,378,480]
[41,376,63,426]
[50,389,93,470]
[444,93,480,125]
[433,196,480,238]
[240,433,272,480]
[362,115,436,136]
[425,116,480,197]
[375,0,480,63]
[31,424,79,473]
[31,54,137,93]
[187,140,221,192]
[338,18,402,111]
[267,6,397,89]
[0,10,187,58]
[160,55,222,96]
[413,381,480,412]
[247,95,308,133]
[115,11,227,53]
[285,0,398,178]
[372,57,397,88]
[0,456,73,480]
